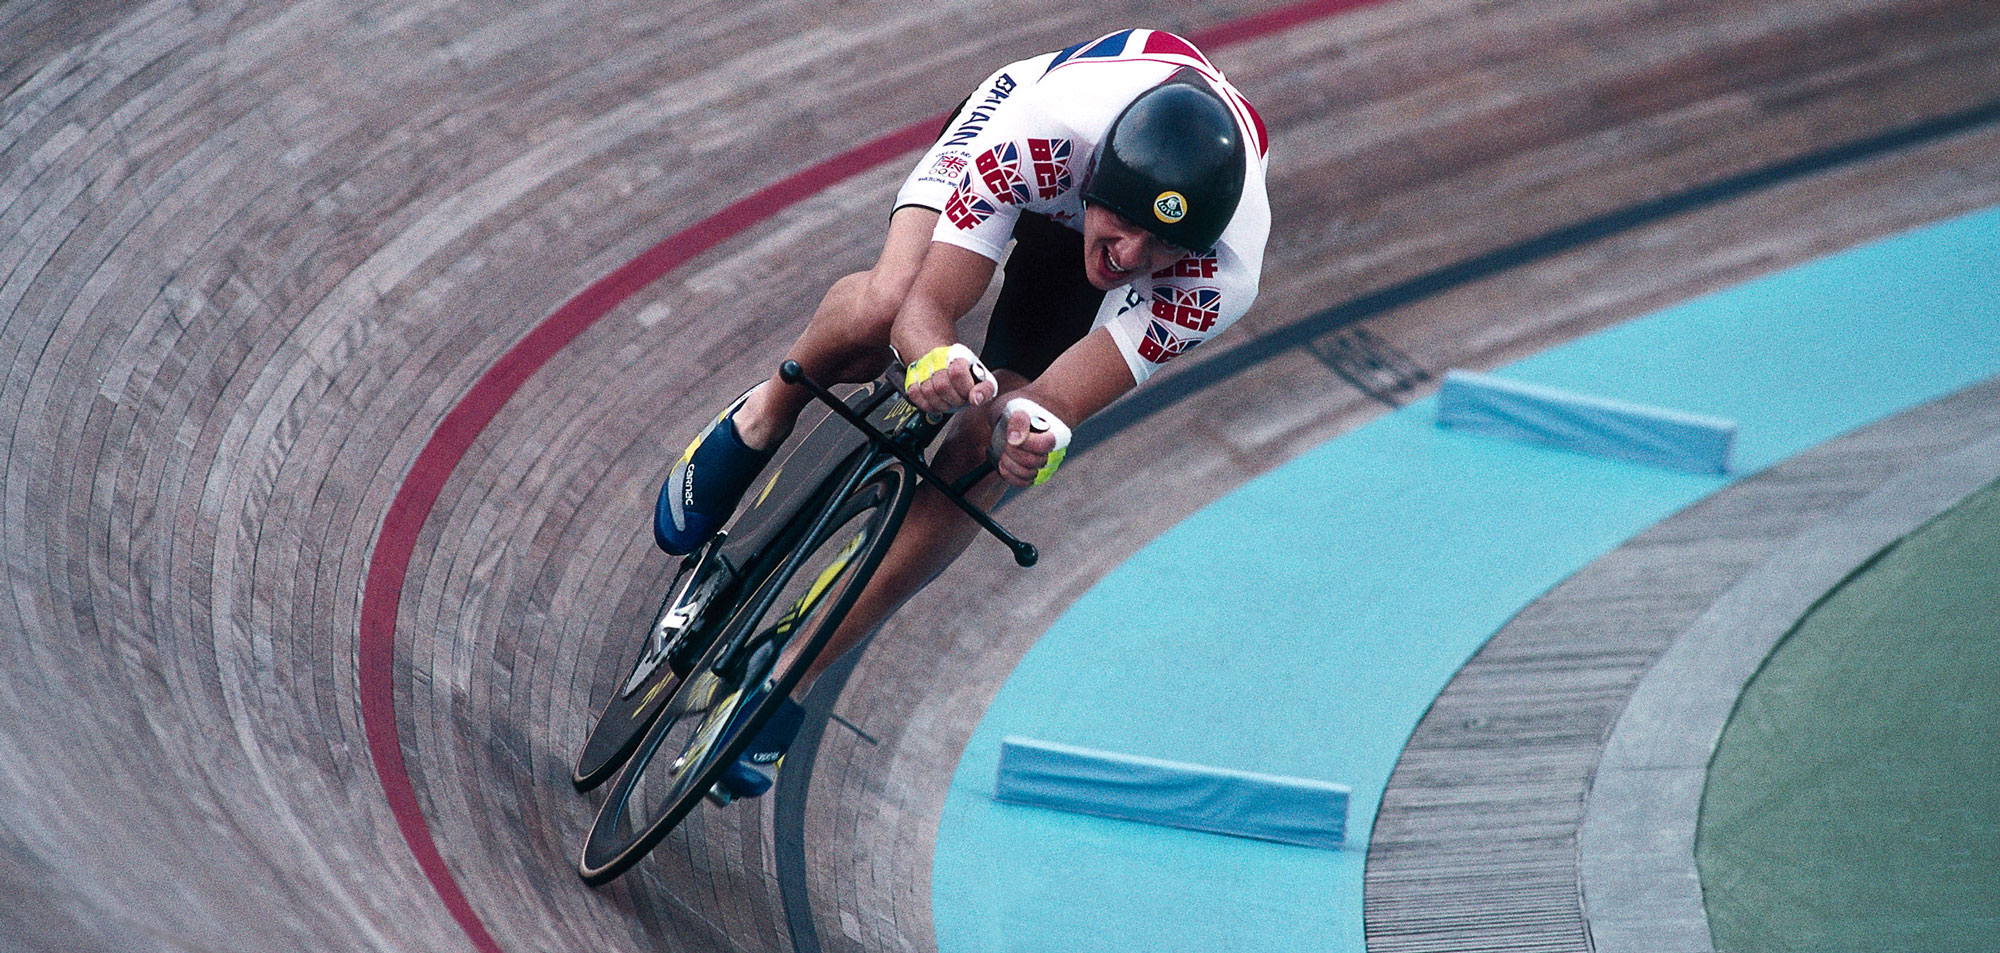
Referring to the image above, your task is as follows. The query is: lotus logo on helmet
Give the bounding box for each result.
[1153,191,1187,224]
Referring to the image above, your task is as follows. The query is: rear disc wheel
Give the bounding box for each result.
[573,539,731,791]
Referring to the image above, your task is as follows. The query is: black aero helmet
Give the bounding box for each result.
[1084,69,1247,253]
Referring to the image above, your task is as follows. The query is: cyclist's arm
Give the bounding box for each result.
[988,328,1135,487]
[1006,327,1135,427]
[895,241,1000,412]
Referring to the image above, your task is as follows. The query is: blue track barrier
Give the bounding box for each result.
[996,737,1350,850]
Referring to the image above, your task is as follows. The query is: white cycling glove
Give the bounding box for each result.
[993,397,1072,486]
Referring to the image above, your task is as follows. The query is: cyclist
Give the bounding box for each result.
[656,29,1271,799]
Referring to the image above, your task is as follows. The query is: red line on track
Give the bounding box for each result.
[358,4,1385,949]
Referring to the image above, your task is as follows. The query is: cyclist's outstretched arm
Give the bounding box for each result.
[894,242,999,414]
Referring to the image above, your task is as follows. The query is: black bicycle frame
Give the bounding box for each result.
[691,361,1036,681]
[777,361,1037,567]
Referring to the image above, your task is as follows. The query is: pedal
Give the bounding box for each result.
[705,755,776,806]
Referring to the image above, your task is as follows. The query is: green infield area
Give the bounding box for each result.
[1699,474,2000,952]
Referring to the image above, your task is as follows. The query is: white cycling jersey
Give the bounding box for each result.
[894,29,1272,385]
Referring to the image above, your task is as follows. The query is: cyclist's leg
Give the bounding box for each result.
[657,208,937,555]
[731,81,997,450]
[663,82,969,553]
[730,81,995,450]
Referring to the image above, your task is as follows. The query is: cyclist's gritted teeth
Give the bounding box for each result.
[1103,245,1132,279]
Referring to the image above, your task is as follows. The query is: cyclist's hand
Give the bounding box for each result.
[991,398,1072,488]
[904,344,996,415]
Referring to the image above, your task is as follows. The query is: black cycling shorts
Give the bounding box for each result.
[978,211,1101,380]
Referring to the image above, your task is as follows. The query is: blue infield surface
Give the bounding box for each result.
[931,203,2000,953]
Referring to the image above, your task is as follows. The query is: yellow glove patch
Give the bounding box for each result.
[1032,447,1067,486]
[904,343,986,394]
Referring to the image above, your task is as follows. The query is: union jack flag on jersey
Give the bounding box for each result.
[1137,320,1197,365]
[1026,138,1072,199]
[975,142,1034,205]
[1152,286,1223,333]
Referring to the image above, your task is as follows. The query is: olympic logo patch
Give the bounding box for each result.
[928,153,969,181]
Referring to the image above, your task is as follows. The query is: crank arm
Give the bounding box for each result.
[620,535,730,698]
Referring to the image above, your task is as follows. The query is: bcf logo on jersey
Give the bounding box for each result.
[1153,255,1218,280]
[1138,320,1196,365]
[1026,138,1072,199]
[976,142,1033,205]
[1152,286,1221,332]
[945,184,998,230]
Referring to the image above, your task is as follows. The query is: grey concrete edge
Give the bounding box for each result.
[1577,426,2000,953]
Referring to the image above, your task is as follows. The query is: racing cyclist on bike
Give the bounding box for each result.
[654,29,1271,800]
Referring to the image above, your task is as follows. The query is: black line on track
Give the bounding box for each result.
[773,704,828,953]
[773,96,2000,952]
[773,642,872,953]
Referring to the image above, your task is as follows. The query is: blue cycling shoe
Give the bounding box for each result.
[710,683,807,803]
[717,759,775,800]
[655,386,776,556]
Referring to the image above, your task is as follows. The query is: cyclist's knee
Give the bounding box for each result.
[927,367,1025,479]
[934,408,1001,480]
[812,268,902,346]
[855,266,917,338]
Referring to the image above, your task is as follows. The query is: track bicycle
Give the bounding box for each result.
[573,359,1038,885]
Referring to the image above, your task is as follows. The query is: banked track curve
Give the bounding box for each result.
[5,0,2000,951]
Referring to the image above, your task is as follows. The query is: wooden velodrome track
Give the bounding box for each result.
[5,0,1999,951]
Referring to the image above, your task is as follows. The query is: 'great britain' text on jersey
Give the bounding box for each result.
[943,74,1019,148]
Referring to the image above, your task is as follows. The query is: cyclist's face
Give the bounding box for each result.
[1081,204,1190,290]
